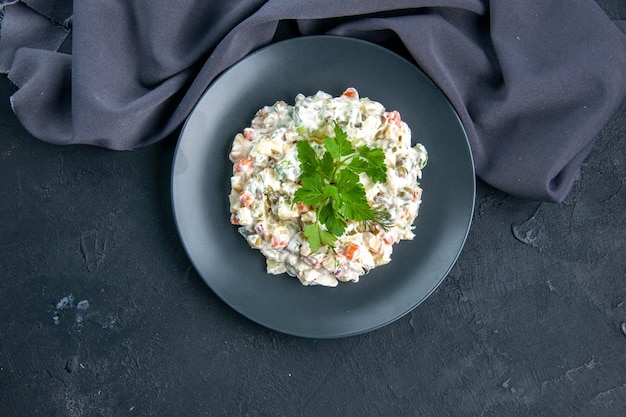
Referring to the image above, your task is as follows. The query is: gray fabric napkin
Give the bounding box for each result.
[1,0,625,202]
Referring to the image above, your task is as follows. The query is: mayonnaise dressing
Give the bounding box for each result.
[229,88,427,287]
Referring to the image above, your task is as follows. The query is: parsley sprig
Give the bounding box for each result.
[294,122,388,251]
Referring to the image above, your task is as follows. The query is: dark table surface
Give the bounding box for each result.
[1,29,625,417]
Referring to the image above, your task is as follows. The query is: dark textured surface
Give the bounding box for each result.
[1,41,625,417]
[1,76,625,417]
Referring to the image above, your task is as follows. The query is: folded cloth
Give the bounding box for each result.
[1,0,625,202]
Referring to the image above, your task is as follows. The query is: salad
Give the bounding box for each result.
[228,88,427,287]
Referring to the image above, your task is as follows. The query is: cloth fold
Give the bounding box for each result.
[1,0,625,202]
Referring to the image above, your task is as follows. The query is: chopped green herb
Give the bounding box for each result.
[294,122,389,251]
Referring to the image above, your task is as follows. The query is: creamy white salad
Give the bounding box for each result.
[228,88,427,287]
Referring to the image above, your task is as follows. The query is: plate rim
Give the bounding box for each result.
[171,35,476,338]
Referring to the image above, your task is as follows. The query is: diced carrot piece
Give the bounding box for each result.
[271,234,289,249]
[382,232,396,245]
[243,128,255,141]
[239,190,255,207]
[370,223,384,235]
[296,201,312,214]
[342,88,358,99]
[230,213,239,225]
[341,243,360,260]
[235,158,254,174]
[384,110,402,127]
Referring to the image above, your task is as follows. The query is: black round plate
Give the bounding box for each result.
[171,36,475,338]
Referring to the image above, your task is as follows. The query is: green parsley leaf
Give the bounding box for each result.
[358,146,387,183]
[293,175,324,206]
[295,140,320,177]
[303,223,337,252]
[320,151,334,179]
[322,184,340,201]
[346,157,369,175]
[336,170,375,221]
[324,121,354,159]
[294,121,389,251]
[318,201,347,236]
